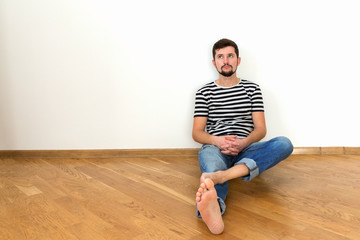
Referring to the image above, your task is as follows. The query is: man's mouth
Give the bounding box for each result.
[222,65,232,70]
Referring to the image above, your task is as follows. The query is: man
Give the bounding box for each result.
[192,38,293,234]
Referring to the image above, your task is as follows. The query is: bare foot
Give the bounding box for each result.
[196,178,224,234]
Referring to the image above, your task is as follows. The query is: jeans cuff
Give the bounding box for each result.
[196,197,226,218]
[235,157,259,182]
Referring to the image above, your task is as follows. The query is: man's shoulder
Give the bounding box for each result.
[241,79,260,87]
[196,81,216,92]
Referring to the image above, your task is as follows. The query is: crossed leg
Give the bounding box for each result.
[200,163,250,186]
[196,178,224,234]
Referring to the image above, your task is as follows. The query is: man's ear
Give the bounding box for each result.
[212,59,216,67]
[237,57,241,66]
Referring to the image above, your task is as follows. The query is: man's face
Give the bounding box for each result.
[212,46,241,77]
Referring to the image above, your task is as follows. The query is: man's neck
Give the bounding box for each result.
[215,75,240,87]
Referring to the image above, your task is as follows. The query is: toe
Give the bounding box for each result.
[204,178,215,189]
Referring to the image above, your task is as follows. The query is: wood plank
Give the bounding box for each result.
[320,146,345,155]
[1,147,360,159]
[344,147,360,155]
[292,147,321,154]
[0,149,200,158]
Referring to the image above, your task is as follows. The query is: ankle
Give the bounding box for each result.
[214,171,225,185]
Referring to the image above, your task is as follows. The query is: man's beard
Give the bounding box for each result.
[218,65,237,77]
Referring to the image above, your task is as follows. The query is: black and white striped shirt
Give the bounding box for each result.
[194,79,264,138]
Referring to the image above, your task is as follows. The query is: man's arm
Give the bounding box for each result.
[192,116,214,145]
[245,111,267,145]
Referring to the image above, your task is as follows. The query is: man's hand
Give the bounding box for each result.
[218,136,249,156]
[213,135,237,150]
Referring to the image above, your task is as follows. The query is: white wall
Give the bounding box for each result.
[1,0,359,150]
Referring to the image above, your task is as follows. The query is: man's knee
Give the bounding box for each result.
[199,145,227,172]
[271,136,293,159]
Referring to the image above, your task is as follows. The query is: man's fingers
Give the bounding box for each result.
[225,135,237,141]
[221,149,239,156]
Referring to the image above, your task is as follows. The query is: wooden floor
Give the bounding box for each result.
[0,153,359,239]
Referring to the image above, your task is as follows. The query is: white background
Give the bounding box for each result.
[1,0,359,150]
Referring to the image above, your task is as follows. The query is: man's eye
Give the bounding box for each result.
[229,54,233,58]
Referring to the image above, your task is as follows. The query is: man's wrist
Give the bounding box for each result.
[210,135,220,147]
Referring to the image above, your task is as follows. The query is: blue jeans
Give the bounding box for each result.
[196,136,293,217]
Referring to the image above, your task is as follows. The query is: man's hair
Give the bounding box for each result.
[212,38,239,59]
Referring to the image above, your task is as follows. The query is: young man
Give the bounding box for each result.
[192,38,293,234]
